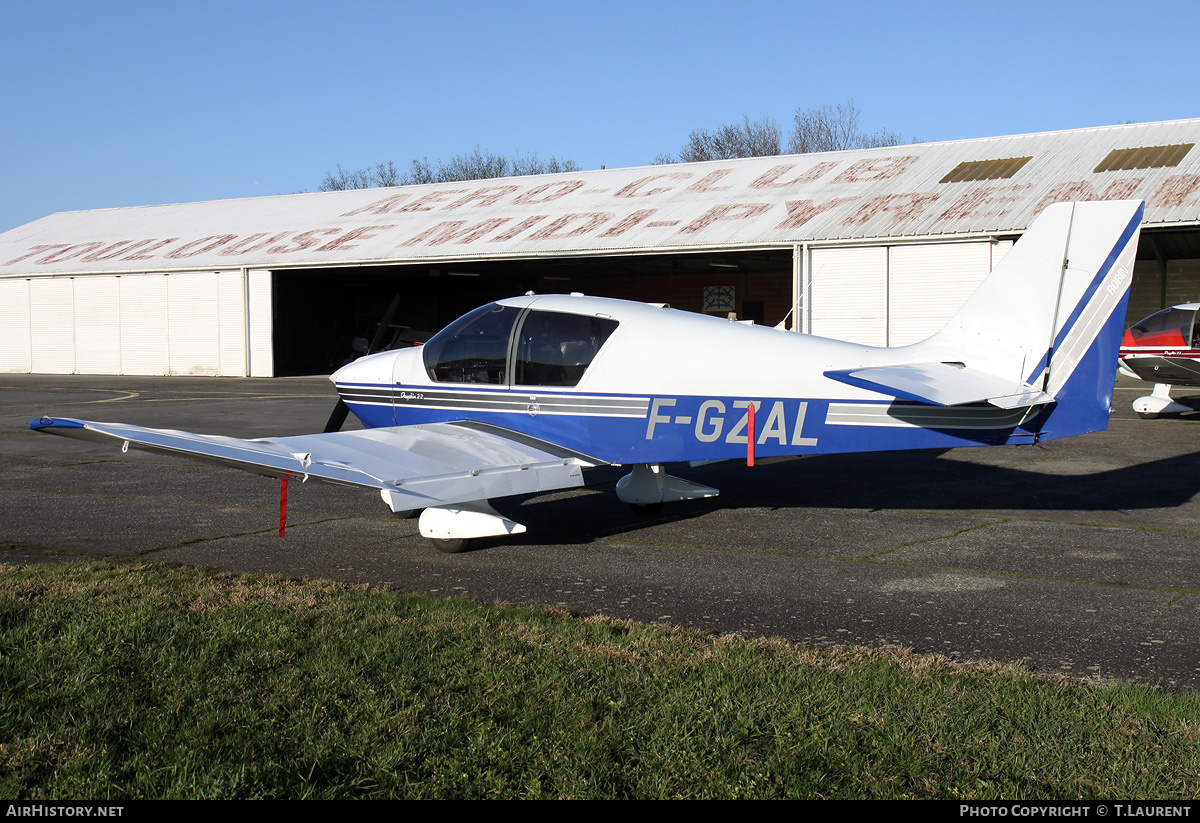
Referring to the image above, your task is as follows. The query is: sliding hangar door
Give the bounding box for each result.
[806,239,1013,347]
[0,270,273,377]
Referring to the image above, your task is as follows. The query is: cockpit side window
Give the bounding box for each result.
[513,310,619,387]
[423,303,520,384]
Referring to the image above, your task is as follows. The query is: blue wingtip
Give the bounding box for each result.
[29,416,83,431]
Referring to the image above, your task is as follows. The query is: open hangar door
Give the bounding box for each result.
[1126,228,1200,326]
[269,250,794,376]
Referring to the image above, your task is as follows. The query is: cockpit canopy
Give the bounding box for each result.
[422,303,619,387]
[1125,305,1200,349]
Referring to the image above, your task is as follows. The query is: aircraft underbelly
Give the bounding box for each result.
[1122,355,1200,386]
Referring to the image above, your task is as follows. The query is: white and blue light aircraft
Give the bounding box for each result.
[32,200,1144,551]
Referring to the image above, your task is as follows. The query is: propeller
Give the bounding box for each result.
[324,292,402,433]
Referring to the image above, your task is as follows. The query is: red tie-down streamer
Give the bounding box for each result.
[747,402,755,467]
[279,474,289,537]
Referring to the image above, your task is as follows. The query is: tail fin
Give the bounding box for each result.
[826,200,1143,438]
[933,200,1143,402]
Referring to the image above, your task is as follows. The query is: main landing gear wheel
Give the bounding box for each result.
[1137,412,1160,420]
[632,502,664,516]
[431,537,470,553]
[416,502,524,553]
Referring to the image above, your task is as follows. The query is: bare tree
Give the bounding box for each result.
[789,100,911,152]
[318,161,398,191]
[371,161,399,187]
[404,157,436,186]
[436,146,509,182]
[660,114,782,163]
[320,149,580,190]
[787,100,864,153]
[416,148,580,182]
[858,128,905,149]
[656,100,912,164]
[511,153,578,176]
[318,164,373,191]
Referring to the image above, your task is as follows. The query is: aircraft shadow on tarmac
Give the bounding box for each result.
[485,446,1200,549]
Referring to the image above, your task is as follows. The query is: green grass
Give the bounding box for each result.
[2,561,1199,799]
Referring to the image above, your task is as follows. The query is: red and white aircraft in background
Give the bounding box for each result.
[1119,304,1200,417]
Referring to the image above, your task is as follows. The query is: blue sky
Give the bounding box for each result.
[3,0,1197,233]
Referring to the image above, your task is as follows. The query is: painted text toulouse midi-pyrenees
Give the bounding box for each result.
[6,156,1196,270]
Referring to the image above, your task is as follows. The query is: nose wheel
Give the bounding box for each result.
[1133,383,1191,418]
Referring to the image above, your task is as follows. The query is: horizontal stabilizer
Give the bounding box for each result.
[29,416,605,512]
[824,362,1053,409]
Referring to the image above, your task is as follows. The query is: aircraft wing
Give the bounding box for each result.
[29,416,605,513]
[824,362,1053,409]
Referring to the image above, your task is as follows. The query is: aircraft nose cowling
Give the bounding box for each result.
[330,348,402,385]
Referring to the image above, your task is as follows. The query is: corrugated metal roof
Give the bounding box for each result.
[5,119,1200,277]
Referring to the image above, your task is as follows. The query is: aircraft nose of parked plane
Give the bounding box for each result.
[330,348,403,385]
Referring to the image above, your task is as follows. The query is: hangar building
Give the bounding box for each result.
[3,119,1200,377]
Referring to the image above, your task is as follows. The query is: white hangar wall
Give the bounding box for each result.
[0,269,273,376]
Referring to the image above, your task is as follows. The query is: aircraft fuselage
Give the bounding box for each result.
[330,292,1120,465]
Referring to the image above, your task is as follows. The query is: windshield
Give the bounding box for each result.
[422,303,520,384]
[1127,306,1198,348]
